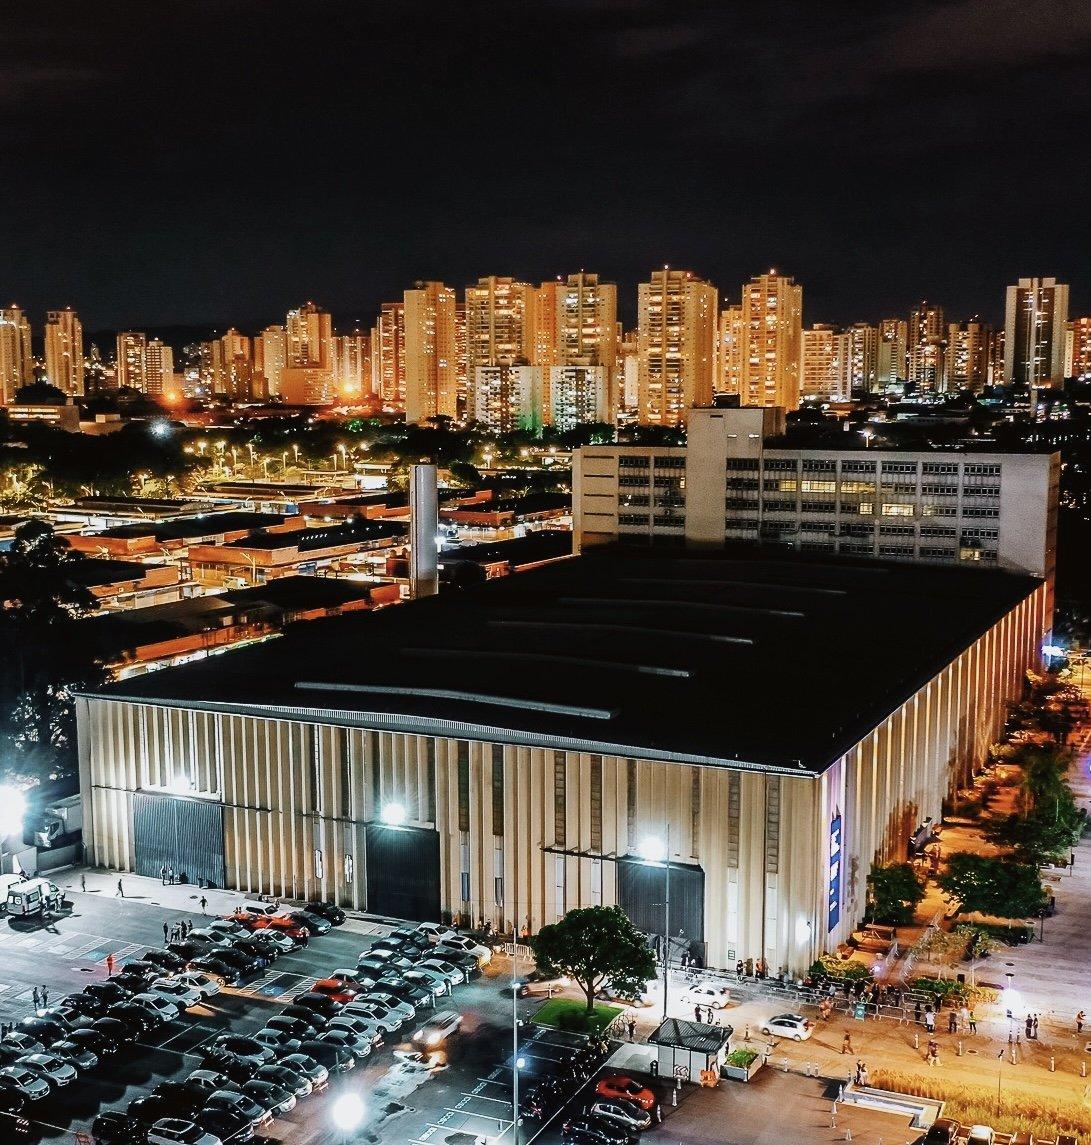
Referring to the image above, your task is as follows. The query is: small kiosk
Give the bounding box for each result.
[648,1018,732,1084]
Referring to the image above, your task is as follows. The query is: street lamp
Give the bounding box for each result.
[331,1092,364,1140]
[639,829,671,1021]
[381,802,406,827]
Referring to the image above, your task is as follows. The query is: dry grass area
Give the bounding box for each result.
[870,1068,1090,1142]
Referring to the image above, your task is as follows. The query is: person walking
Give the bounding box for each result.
[627,1015,637,1040]
[160,865,167,885]
[162,922,169,944]
[200,895,207,914]
[948,1010,958,1034]
[842,1032,853,1055]
[968,1009,977,1034]
[80,873,86,893]
[1025,1014,1033,1040]
[1077,1010,1085,1035]
[1032,1015,1039,1040]
[924,1007,935,1034]
[694,1005,702,1023]
[927,1039,939,1066]
[106,953,116,977]
[40,986,48,1008]
[914,1000,923,1024]
[31,988,40,1011]
[116,879,124,897]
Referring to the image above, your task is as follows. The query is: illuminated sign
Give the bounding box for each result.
[828,814,842,932]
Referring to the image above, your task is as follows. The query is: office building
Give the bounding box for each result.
[464,276,535,421]
[44,308,84,395]
[574,404,1058,615]
[1065,317,1091,380]
[78,545,1047,972]
[1004,277,1069,387]
[637,268,717,426]
[144,339,174,398]
[286,301,332,370]
[404,282,457,423]
[800,324,849,401]
[372,302,405,412]
[0,305,32,404]
[877,319,907,389]
[737,271,802,411]
[946,318,992,392]
[907,302,946,391]
[256,326,287,397]
[116,332,147,392]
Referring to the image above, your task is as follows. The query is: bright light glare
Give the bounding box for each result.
[168,774,193,795]
[381,802,406,826]
[515,1056,526,1069]
[0,787,27,838]
[332,1092,364,1132]
[639,836,666,863]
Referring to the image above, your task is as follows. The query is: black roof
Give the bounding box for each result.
[66,558,158,587]
[438,530,572,566]
[222,519,405,551]
[79,511,288,542]
[90,546,1040,775]
[650,1018,732,1053]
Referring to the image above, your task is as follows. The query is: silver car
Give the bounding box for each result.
[0,1065,51,1100]
[18,1052,78,1088]
[588,1097,652,1131]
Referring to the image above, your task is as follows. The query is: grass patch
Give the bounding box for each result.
[726,1049,758,1068]
[533,998,622,1035]
[870,1069,1091,1143]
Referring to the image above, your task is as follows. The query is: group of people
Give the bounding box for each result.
[164,919,195,944]
[159,866,188,886]
[734,958,769,980]
[693,1005,722,1025]
[853,1059,870,1085]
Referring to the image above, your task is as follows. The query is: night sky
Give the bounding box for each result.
[3,0,1089,332]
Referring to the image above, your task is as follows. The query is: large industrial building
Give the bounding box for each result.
[77,546,1047,974]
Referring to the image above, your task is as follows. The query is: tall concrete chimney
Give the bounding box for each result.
[409,462,439,599]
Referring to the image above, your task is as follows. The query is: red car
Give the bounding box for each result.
[312,978,359,1004]
[595,1075,656,1111]
[251,915,309,939]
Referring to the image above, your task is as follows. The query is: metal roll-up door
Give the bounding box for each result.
[617,855,705,946]
[133,793,226,889]
[363,823,441,922]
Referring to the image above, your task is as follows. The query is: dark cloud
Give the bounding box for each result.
[0,0,1086,329]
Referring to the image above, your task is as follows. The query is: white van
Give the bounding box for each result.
[0,874,27,912]
[6,877,64,917]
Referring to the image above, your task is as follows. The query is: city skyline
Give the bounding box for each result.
[2,3,1089,329]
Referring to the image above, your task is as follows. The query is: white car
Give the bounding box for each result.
[416,958,466,986]
[416,921,458,944]
[327,1015,384,1045]
[361,990,416,1020]
[681,983,732,1010]
[252,1028,301,1056]
[175,972,220,999]
[18,1052,78,1088]
[404,967,449,996]
[130,993,181,1023]
[435,935,492,966]
[187,929,234,948]
[148,978,204,1009]
[341,1001,403,1033]
[760,1013,813,1041]
[413,1010,462,1047]
[0,1065,51,1100]
[147,1118,222,1145]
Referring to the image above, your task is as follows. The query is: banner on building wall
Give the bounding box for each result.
[828,814,842,932]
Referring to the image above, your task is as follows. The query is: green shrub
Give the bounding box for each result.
[726,1049,758,1068]
[974,922,1033,946]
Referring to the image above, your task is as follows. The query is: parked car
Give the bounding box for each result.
[759,1013,813,1041]
[0,1064,51,1101]
[357,954,396,977]
[84,981,133,1006]
[255,1062,313,1097]
[413,1010,462,1047]
[60,992,108,1018]
[280,1006,329,1033]
[279,1052,329,1088]
[303,901,346,926]
[17,1015,70,1045]
[89,1016,135,1046]
[236,1077,296,1116]
[130,992,182,1023]
[142,950,187,975]
[291,992,343,1019]
[203,1089,271,1130]
[207,918,248,938]
[49,1038,99,1072]
[187,955,241,986]
[415,921,458,944]
[561,1114,633,1145]
[249,916,308,943]
[263,1015,315,1041]
[150,1082,204,1117]
[360,990,415,1020]
[594,1076,656,1112]
[195,1107,253,1144]
[187,929,234,949]
[226,939,274,968]
[403,966,450,996]
[587,1097,652,1132]
[183,1070,232,1098]
[428,949,480,978]
[311,978,360,1004]
[925,1118,962,1145]
[327,1014,384,1045]
[208,1036,273,1066]
[127,1095,179,1129]
[175,971,220,999]
[680,983,732,1010]
[376,975,431,1007]
[148,978,204,1009]
[147,1116,222,1145]
[415,957,466,986]
[313,1027,370,1062]
[434,934,492,966]
[297,1040,355,1074]
[122,959,165,980]
[105,1004,155,1038]
[63,1028,118,1060]
[341,1001,403,1033]
[199,1050,258,1086]
[0,1032,45,1057]
[91,1110,144,1144]
[282,909,330,935]
[251,1029,301,1057]
[42,1004,94,1032]
[208,949,261,977]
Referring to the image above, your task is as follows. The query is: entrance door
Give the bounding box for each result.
[133,793,226,889]
[617,856,705,952]
[363,823,441,922]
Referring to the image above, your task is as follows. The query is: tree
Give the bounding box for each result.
[938,854,1045,921]
[529,906,656,1014]
[867,862,926,925]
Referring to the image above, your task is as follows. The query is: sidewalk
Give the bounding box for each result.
[54,866,392,938]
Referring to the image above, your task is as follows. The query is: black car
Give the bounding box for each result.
[142,949,186,974]
[127,1094,175,1128]
[112,971,154,996]
[90,1110,144,1144]
[89,1016,135,1046]
[188,955,241,985]
[925,1119,962,1145]
[121,959,162,979]
[280,1006,328,1033]
[151,1081,205,1116]
[168,941,210,962]
[376,976,430,1006]
[17,1016,69,1045]
[561,1115,634,1145]
[263,1015,314,1040]
[0,1085,25,1117]
[225,939,272,968]
[60,993,107,1018]
[84,982,133,1006]
[212,948,262,977]
[44,1004,95,1031]
[105,1003,155,1037]
[298,1039,354,1073]
[255,1062,312,1097]
[200,1048,259,1085]
[303,901,346,926]
[429,949,480,977]
[196,1106,254,1144]
[65,1028,119,1059]
[284,909,331,935]
[290,992,342,1018]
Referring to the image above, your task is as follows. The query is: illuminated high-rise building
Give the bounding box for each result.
[717,304,743,396]
[877,318,908,388]
[256,326,287,396]
[205,329,253,401]
[1065,317,1091,381]
[44,308,84,395]
[637,268,717,426]
[371,302,405,411]
[615,328,640,417]
[474,364,543,434]
[738,270,802,410]
[0,305,32,404]
[286,301,332,369]
[116,332,147,392]
[454,302,468,417]
[800,324,849,400]
[846,322,878,395]
[331,330,371,401]
[145,338,174,398]
[404,281,457,423]
[464,276,535,421]
[1004,277,1069,386]
[908,301,946,390]
[946,318,992,392]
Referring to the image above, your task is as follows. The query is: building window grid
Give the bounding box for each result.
[589,754,603,853]
[553,750,566,848]
[764,778,780,874]
[726,773,740,868]
[457,741,470,834]
[491,744,504,838]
